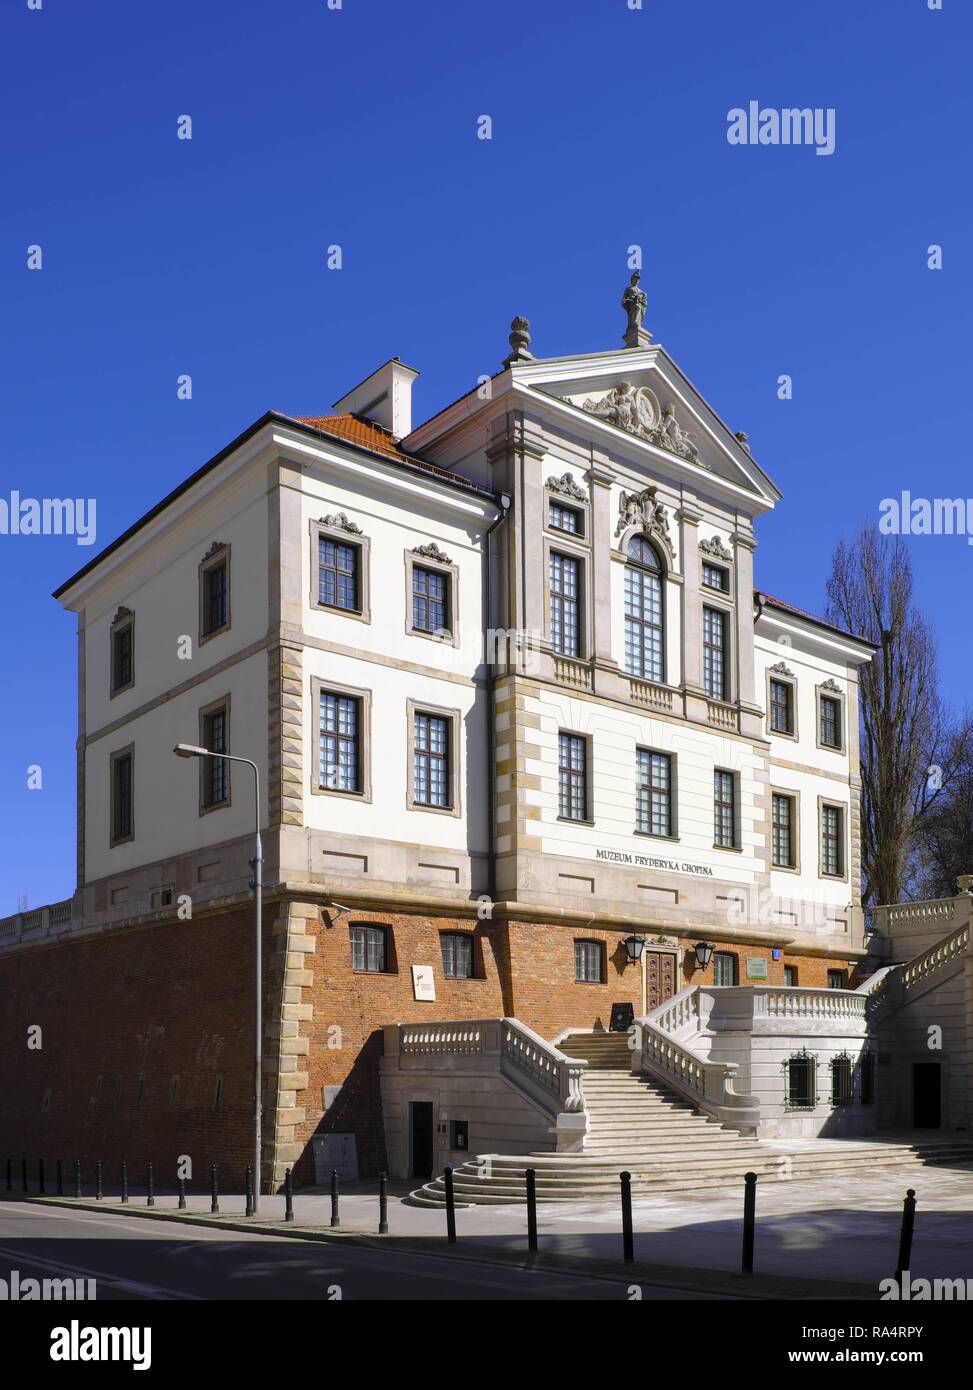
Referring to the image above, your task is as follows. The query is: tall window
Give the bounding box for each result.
[202,557,228,637]
[111,749,133,843]
[784,1050,817,1109]
[636,749,672,837]
[819,694,842,748]
[111,620,133,693]
[412,565,448,635]
[624,536,664,681]
[769,679,793,734]
[318,537,359,612]
[558,732,587,820]
[575,939,604,983]
[702,607,727,699]
[549,552,580,656]
[201,705,229,808]
[830,1053,853,1107]
[441,932,473,979]
[350,923,388,973]
[821,804,844,876]
[784,964,798,986]
[413,711,450,808]
[713,952,737,986]
[771,793,795,867]
[714,769,736,848]
[319,691,360,793]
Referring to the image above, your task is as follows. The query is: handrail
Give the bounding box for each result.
[902,922,970,993]
[636,989,759,1125]
[501,1018,587,1114]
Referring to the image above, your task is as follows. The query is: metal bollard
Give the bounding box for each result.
[330,1169,340,1228]
[444,1166,457,1244]
[742,1171,758,1275]
[378,1172,388,1235]
[95,1161,103,1201]
[895,1189,918,1283]
[74,1160,82,1199]
[526,1168,538,1253]
[178,1176,187,1210]
[38,1159,45,1195]
[245,1165,254,1217]
[5,1158,11,1192]
[147,1163,155,1207]
[21,1158,28,1193]
[620,1170,634,1264]
[121,1162,128,1204]
[284,1167,294,1223]
[56,1159,63,1197]
[210,1164,220,1215]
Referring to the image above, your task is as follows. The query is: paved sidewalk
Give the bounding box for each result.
[13,1160,973,1294]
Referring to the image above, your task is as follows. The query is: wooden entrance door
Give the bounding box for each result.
[645,951,676,1012]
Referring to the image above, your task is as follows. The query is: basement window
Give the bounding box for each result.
[830,1052,853,1107]
[860,1051,875,1106]
[783,1049,817,1109]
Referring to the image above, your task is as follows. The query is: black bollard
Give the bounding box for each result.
[147,1163,155,1207]
[95,1161,103,1201]
[526,1168,538,1253]
[21,1158,28,1193]
[74,1160,82,1200]
[444,1166,457,1244]
[620,1171,634,1264]
[210,1164,220,1215]
[330,1169,340,1228]
[284,1167,294,1223]
[378,1172,388,1235]
[56,1159,63,1197]
[178,1176,187,1210]
[895,1189,918,1283]
[5,1158,11,1192]
[245,1165,254,1217]
[120,1162,128,1204]
[742,1171,758,1275]
[38,1159,45,1195]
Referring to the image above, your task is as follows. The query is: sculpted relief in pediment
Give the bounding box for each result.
[580,381,703,467]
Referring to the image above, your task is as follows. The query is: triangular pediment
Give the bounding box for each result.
[512,346,781,508]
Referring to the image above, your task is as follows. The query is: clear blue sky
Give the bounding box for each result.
[1,0,969,913]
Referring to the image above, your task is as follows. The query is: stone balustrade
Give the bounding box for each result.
[0,898,76,947]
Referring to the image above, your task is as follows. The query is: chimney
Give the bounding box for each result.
[331,357,419,439]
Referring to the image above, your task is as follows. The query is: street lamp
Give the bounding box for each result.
[693,941,714,970]
[622,934,646,964]
[174,742,263,1214]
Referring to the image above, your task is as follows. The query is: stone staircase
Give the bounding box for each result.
[407,1029,973,1207]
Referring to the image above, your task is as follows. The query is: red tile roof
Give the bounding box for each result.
[286,412,492,495]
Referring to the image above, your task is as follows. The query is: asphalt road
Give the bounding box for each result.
[0,1202,725,1301]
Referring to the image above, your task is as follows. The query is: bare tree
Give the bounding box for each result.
[826,527,953,907]
[912,722,973,899]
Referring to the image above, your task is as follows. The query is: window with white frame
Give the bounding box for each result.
[574,939,604,983]
[413,711,451,808]
[318,535,361,613]
[624,535,664,681]
[319,691,361,793]
[558,732,588,820]
[771,792,796,868]
[440,932,474,979]
[350,923,389,973]
[549,551,580,656]
[636,749,672,837]
[703,606,727,700]
[820,803,845,876]
[714,768,736,848]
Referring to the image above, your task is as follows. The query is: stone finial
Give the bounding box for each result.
[503,315,533,366]
[957,874,973,896]
[735,430,750,451]
[622,271,651,349]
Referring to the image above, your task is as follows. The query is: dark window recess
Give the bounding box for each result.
[827,968,847,990]
[202,560,228,635]
[713,952,737,987]
[769,679,793,734]
[860,1051,875,1105]
[440,932,473,979]
[350,923,388,973]
[830,1053,853,1107]
[413,712,450,807]
[318,537,359,611]
[202,707,229,806]
[449,1120,469,1152]
[784,964,798,987]
[575,939,604,983]
[820,695,842,748]
[112,752,133,841]
[112,624,133,691]
[559,733,587,820]
[412,565,448,634]
[784,1050,817,1109]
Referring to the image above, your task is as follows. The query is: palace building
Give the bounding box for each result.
[4,277,971,1198]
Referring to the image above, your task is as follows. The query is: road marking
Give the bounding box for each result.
[0,1242,203,1300]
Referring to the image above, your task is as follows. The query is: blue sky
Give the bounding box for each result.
[0,0,968,913]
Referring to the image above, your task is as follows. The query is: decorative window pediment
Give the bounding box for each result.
[546,472,589,503]
[700,535,733,564]
[615,486,673,557]
[317,512,363,536]
[412,541,452,565]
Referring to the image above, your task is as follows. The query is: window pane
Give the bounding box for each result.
[770,680,792,734]
[412,566,448,634]
[441,933,473,978]
[821,805,842,875]
[772,793,792,867]
[350,924,386,973]
[550,552,580,656]
[203,708,229,805]
[714,769,735,847]
[702,563,727,592]
[820,695,841,748]
[112,626,132,690]
[636,749,671,836]
[549,503,580,534]
[414,712,450,807]
[112,754,132,840]
[559,733,587,820]
[320,692,360,792]
[703,608,726,699]
[624,563,664,681]
[575,940,602,982]
[318,537,359,611]
[713,953,736,986]
[204,562,228,634]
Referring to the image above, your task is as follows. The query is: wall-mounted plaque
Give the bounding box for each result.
[412,964,436,1001]
[746,957,769,980]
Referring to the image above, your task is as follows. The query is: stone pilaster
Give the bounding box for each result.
[268,643,304,827]
[732,529,762,736]
[589,463,616,667]
[264,899,317,1189]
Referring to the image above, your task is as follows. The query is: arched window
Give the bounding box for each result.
[624,535,665,681]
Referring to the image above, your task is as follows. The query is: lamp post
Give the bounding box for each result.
[174,742,263,1214]
[693,941,714,972]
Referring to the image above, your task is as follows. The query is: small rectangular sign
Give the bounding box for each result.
[412,964,436,1000]
[746,956,769,980]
